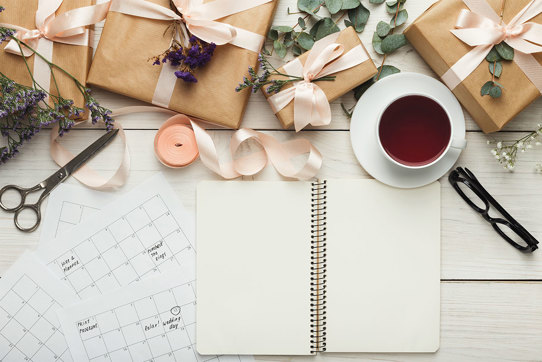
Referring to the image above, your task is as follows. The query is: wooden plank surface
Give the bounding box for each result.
[0,0,541,361]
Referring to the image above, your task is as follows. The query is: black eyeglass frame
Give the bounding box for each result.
[448,167,539,253]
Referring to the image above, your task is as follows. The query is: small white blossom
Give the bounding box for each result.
[536,142,541,146]
[497,141,503,149]
[490,149,497,156]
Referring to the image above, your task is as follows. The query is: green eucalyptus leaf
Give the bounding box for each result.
[386,0,397,5]
[313,17,340,40]
[496,41,514,60]
[485,47,502,62]
[298,0,322,14]
[370,0,385,3]
[298,17,306,29]
[268,29,278,40]
[481,81,493,96]
[489,61,503,78]
[347,3,370,32]
[376,21,391,37]
[274,40,287,58]
[271,25,294,33]
[391,9,408,27]
[325,0,343,14]
[341,0,360,9]
[372,32,384,55]
[344,19,354,29]
[297,31,315,50]
[386,0,405,14]
[373,65,400,81]
[380,33,407,54]
[292,44,303,56]
[489,84,502,98]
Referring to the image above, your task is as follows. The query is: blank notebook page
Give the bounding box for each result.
[325,179,440,352]
[196,181,312,355]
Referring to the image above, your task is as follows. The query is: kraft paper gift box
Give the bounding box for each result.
[0,0,94,120]
[263,26,378,130]
[405,0,542,133]
[87,0,278,129]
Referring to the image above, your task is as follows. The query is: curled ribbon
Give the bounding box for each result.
[441,0,542,92]
[49,107,323,189]
[267,32,369,132]
[108,0,272,108]
[0,0,110,99]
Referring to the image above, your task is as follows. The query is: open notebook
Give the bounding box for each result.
[196,179,440,355]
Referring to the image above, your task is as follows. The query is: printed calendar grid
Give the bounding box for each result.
[54,201,100,239]
[74,281,240,362]
[47,195,194,299]
[0,275,71,362]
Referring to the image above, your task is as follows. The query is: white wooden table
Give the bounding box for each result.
[1,1,542,361]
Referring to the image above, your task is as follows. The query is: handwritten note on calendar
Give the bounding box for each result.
[58,267,253,362]
[36,174,196,300]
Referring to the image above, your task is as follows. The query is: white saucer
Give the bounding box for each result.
[350,72,466,189]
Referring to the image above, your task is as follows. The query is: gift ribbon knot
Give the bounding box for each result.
[0,0,110,101]
[441,0,542,92]
[267,32,369,132]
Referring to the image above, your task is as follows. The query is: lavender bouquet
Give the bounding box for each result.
[0,5,113,164]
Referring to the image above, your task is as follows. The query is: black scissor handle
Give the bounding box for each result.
[14,204,41,233]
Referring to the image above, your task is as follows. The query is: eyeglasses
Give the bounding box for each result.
[449,167,538,253]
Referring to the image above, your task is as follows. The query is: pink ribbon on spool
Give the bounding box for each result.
[0,0,111,100]
[441,0,542,92]
[49,107,323,189]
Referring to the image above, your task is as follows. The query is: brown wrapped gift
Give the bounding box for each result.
[0,0,94,119]
[262,26,378,130]
[88,0,277,129]
[405,0,542,133]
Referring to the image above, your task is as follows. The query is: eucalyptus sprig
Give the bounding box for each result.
[0,5,113,164]
[236,53,335,94]
[488,123,542,172]
[267,0,370,58]
[343,0,407,117]
[480,42,514,98]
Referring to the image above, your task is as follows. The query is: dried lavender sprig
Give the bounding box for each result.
[236,54,336,94]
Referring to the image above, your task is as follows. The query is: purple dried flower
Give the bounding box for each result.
[174,71,197,83]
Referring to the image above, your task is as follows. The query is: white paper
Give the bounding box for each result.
[0,252,78,361]
[40,184,114,243]
[58,267,254,362]
[36,174,196,300]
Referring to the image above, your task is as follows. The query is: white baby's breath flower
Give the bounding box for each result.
[497,141,503,149]
[536,142,541,146]
[527,144,533,149]
[490,149,497,156]
[507,163,515,171]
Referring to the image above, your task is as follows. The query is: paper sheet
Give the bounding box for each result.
[40,184,114,243]
[0,252,78,361]
[36,174,196,300]
[58,267,253,362]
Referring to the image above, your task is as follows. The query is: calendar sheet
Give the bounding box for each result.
[0,252,78,361]
[40,184,113,243]
[58,267,253,362]
[36,174,196,300]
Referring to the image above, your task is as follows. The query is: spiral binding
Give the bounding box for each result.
[310,180,327,353]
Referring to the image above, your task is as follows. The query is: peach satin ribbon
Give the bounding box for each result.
[267,32,369,132]
[49,107,323,189]
[441,0,542,92]
[108,0,271,108]
[0,0,110,99]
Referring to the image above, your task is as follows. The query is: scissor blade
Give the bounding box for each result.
[62,129,119,176]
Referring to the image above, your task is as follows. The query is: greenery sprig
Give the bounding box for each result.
[236,54,336,94]
[266,0,370,58]
[480,42,514,98]
[0,5,113,164]
[488,123,542,172]
[343,0,408,116]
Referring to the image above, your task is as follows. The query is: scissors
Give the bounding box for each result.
[0,129,119,233]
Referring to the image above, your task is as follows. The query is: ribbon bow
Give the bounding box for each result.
[0,0,110,101]
[441,0,542,92]
[267,32,369,132]
[2,0,110,57]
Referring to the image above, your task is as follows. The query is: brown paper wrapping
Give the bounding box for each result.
[87,0,277,129]
[262,26,378,130]
[0,0,93,119]
[405,0,542,133]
